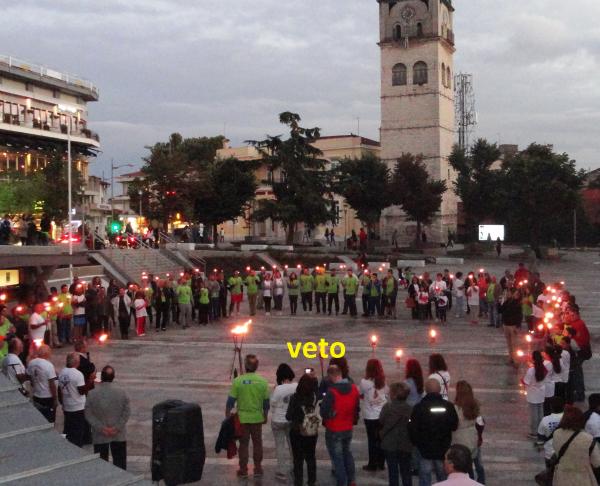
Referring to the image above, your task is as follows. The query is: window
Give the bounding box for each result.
[447,67,451,89]
[417,23,423,37]
[394,25,402,40]
[392,63,407,86]
[442,63,446,87]
[413,61,428,85]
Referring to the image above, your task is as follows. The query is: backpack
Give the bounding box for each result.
[300,403,320,437]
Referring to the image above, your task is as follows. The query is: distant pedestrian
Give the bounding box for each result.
[495,237,502,257]
[287,272,300,315]
[360,359,388,472]
[133,290,147,337]
[428,353,451,401]
[270,364,297,481]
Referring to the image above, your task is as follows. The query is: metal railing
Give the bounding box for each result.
[159,231,176,244]
[0,113,100,142]
[0,55,99,97]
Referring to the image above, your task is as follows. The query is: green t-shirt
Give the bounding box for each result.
[229,372,269,424]
[369,280,381,297]
[0,317,11,359]
[384,277,395,296]
[326,275,339,293]
[343,275,359,296]
[315,275,327,293]
[300,274,314,293]
[58,292,73,316]
[228,276,243,295]
[287,279,300,296]
[177,284,192,304]
[245,275,260,295]
[199,288,210,305]
[486,283,496,303]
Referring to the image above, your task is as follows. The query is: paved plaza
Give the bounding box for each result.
[48,252,600,485]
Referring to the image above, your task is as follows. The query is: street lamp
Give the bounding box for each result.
[58,104,79,280]
[110,161,134,220]
[343,204,349,250]
[138,189,143,227]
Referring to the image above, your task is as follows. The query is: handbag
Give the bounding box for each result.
[534,430,580,486]
[405,296,416,309]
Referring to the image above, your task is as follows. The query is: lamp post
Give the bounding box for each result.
[138,189,143,227]
[110,161,134,220]
[343,204,348,250]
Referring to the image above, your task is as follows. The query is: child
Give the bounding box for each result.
[436,294,448,323]
[133,290,147,337]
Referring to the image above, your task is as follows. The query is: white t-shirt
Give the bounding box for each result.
[543,361,555,398]
[58,367,86,412]
[2,353,26,385]
[134,299,147,318]
[557,350,570,383]
[454,279,465,298]
[585,412,600,439]
[359,378,389,419]
[29,313,47,341]
[273,278,285,296]
[429,371,451,400]
[270,382,297,423]
[467,285,479,306]
[429,280,447,297]
[437,295,449,308]
[538,412,563,459]
[27,358,57,398]
[523,366,547,404]
[73,295,86,316]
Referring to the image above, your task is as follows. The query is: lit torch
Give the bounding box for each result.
[370,334,378,356]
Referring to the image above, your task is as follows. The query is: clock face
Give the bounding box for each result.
[400,6,416,23]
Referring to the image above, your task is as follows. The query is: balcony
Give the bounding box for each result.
[1,113,100,145]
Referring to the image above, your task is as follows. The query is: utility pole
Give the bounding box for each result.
[573,209,577,250]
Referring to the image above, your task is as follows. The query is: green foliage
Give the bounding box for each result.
[500,143,584,248]
[334,154,391,231]
[390,154,446,246]
[247,112,335,244]
[0,173,44,215]
[449,139,502,240]
[193,157,258,241]
[41,155,84,222]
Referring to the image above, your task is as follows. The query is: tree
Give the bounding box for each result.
[40,155,84,222]
[500,143,585,250]
[449,139,502,240]
[390,154,446,247]
[193,157,258,242]
[0,174,44,215]
[334,153,392,238]
[131,134,225,227]
[247,112,335,244]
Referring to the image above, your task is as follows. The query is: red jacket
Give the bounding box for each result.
[569,318,590,347]
[321,382,360,432]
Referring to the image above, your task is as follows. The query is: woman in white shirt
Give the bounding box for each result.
[273,270,285,315]
[544,344,568,415]
[428,353,451,400]
[522,350,548,438]
[359,358,389,471]
[466,279,480,324]
[262,273,273,316]
[270,364,297,481]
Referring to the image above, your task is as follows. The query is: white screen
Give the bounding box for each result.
[479,225,505,241]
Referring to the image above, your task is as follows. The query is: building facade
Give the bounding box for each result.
[378,0,457,244]
[0,55,99,181]
[216,135,381,243]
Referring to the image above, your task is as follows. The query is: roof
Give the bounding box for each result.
[317,134,381,147]
[0,373,149,485]
[119,170,144,178]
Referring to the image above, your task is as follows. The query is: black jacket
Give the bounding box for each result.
[286,391,317,432]
[408,392,459,460]
[500,298,522,326]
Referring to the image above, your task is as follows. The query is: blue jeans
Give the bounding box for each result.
[419,457,446,486]
[385,450,412,486]
[478,297,488,316]
[473,448,486,484]
[325,429,355,486]
[488,302,499,327]
[454,296,465,317]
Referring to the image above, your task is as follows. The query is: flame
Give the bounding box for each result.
[0,294,5,301]
[525,335,532,343]
[33,338,43,348]
[430,329,437,338]
[370,334,378,344]
[395,349,403,359]
[99,333,108,343]
[516,350,525,358]
[231,319,252,335]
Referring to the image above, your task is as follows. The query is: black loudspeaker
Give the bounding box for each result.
[151,400,206,485]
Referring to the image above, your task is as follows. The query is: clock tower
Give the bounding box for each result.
[378,0,457,244]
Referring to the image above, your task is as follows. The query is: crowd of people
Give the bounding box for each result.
[0,259,595,485]
[221,349,600,486]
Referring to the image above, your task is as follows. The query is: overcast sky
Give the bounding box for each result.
[3,0,599,176]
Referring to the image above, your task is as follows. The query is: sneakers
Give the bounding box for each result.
[236,469,248,479]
